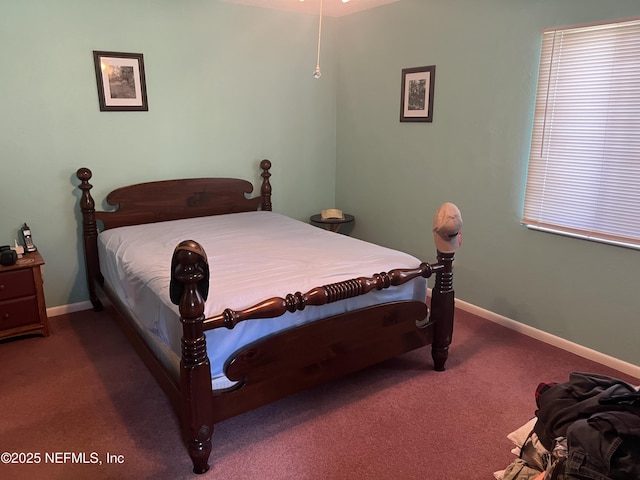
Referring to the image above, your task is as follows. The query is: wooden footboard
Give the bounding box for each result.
[171,241,456,474]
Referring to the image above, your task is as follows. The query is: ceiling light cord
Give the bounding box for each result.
[313,0,323,78]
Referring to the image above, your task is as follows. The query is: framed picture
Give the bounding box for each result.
[400,65,435,122]
[93,51,148,111]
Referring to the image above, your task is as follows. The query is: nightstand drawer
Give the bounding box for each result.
[0,296,39,330]
[0,269,35,301]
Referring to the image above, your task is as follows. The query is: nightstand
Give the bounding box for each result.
[310,213,355,233]
[0,251,49,340]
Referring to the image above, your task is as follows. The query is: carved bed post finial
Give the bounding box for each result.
[259,159,272,211]
[171,241,214,475]
[76,167,103,311]
[430,203,462,371]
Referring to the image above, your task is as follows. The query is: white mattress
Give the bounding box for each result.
[98,211,427,388]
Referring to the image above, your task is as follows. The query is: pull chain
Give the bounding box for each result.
[313,0,323,78]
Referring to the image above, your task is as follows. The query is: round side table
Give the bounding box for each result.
[310,213,354,233]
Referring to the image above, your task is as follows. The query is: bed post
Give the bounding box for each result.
[430,202,462,371]
[76,168,104,311]
[171,243,214,475]
[259,159,272,211]
[430,251,455,371]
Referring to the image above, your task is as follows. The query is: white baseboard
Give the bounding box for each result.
[47,301,94,318]
[456,298,640,380]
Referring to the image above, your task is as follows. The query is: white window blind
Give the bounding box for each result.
[522,18,640,249]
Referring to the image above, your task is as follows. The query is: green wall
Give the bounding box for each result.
[0,0,337,306]
[335,0,640,366]
[2,0,639,367]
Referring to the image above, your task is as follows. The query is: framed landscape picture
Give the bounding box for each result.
[400,65,435,122]
[93,51,148,111]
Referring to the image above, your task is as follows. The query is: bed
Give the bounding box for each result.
[75,159,460,474]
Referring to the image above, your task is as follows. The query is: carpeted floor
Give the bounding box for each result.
[0,307,637,480]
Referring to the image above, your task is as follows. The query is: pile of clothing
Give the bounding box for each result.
[495,372,640,480]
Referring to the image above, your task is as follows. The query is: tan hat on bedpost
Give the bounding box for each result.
[170,240,210,305]
[432,203,462,253]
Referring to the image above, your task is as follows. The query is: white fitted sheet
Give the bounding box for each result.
[98,211,427,387]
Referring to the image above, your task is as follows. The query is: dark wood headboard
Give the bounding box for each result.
[76,159,272,310]
[77,159,272,230]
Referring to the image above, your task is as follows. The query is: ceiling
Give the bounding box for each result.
[222,0,400,17]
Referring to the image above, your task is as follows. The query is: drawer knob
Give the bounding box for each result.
[0,284,5,291]
[2,313,8,320]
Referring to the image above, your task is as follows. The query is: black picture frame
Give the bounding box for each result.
[93,51,148,112]
[400,65,435,122]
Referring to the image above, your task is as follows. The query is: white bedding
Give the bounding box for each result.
[98,211,428,388]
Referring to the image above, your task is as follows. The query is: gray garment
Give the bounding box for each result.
[534,372,639,450]
[534,372,640,480]
[565,410,640,480]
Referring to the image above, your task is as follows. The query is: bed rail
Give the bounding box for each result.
[204,262,443,331]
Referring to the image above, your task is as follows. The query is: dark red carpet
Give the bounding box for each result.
[1,308,637,479]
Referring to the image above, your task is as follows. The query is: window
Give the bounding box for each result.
[522,18,640,249]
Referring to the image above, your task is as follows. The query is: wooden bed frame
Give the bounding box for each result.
[75,160,457,475]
